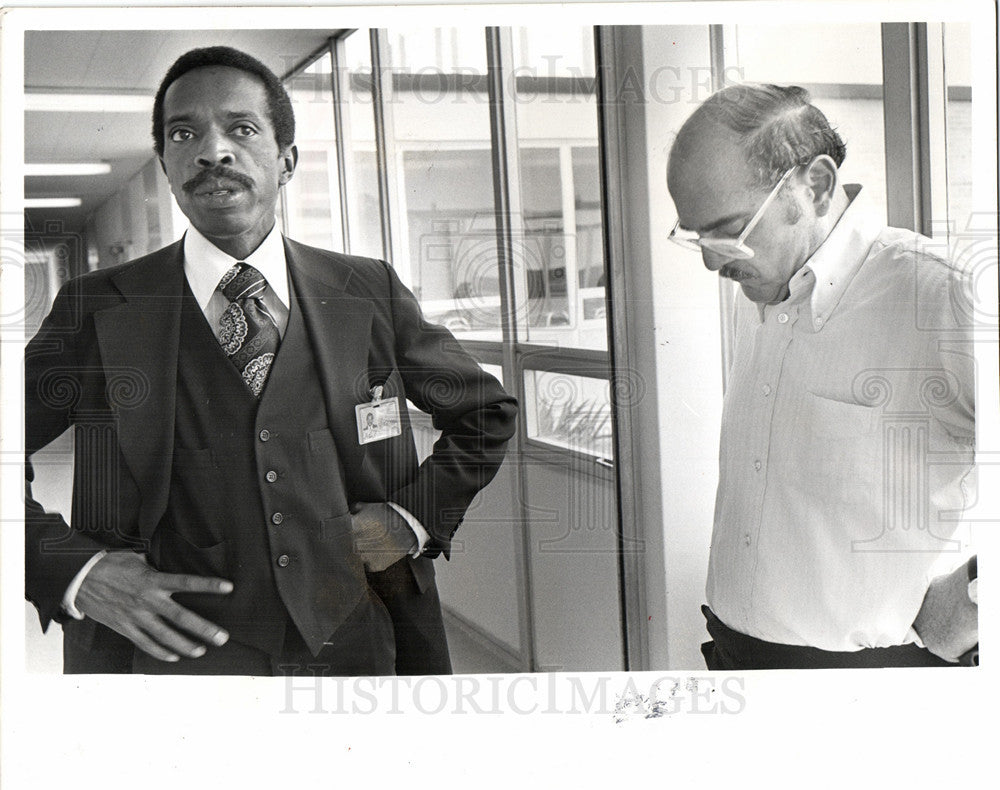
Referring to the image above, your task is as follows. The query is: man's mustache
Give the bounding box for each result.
[720,265,750,282]
[182,166,254,194]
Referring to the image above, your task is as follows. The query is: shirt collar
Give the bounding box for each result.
[182,222,290,310]
[801,184,884,328]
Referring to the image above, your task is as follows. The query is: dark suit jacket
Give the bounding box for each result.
[24,237,518,670]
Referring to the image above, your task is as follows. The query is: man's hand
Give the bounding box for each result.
[912,563,978,662]
[351,502,417,572]
[74,551,233,663]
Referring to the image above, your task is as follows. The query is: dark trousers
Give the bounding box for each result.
[132,589,397,676]
[700,606,957,670]
[367,558,452,676]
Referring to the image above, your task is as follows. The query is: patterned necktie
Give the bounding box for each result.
[217,262,280,398]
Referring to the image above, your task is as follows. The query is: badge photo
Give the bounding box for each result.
[356,385,403,445]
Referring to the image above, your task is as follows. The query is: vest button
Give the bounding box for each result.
[265,470,278,483]
[259,429,271,442]
[271,512,284,525]
[277,554,290,567]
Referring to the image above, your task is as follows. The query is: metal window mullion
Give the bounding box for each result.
[881,22,935,235]
[485,25,536,674]
[486,29,528,356]
[709,24,737,392]
[595,25,649,672]
[370,29,400,265]
[329,35,353,254]
[923,23,950,240]
[558,144,581,327]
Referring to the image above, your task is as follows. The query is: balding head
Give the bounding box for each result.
[669,83,846,192]
[667,114,760,235]
[666,84,849,305]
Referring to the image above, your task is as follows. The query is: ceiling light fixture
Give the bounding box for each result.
[25,92,153,113]
[26,163,112,176]
[24,198,83,209]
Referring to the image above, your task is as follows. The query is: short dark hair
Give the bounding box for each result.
[691,83,846,189]
[152,46,295,158]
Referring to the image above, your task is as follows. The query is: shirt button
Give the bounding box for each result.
[777,313,789,324]
[815,317,824,326]
[744,533,752,546]
[762,384,772,396]
[271,512,284,525]
[753,460,762,471]
[276,554,290,567]
[259,429,271,442]
[265,470,278,483]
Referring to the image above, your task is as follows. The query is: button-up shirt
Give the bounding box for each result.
[706,185,976,651]
[183,223,290,339]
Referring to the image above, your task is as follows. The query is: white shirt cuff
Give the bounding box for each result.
[387,501,431,557]
[62,550,109,620]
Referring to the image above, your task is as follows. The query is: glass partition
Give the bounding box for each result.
[282,51,343,252]
[342,31,385,260]
[511,27,608,351]
[384,27,501,340]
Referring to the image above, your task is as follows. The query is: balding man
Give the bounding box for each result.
[667,84,978,669]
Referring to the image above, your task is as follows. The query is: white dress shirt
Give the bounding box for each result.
[706,186,976,651]
[63,224,428,618]
[183,221,291,340]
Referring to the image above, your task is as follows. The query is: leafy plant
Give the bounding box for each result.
[536,392,613,455]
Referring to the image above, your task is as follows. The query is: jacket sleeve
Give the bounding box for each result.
[379,263,518,558]
[24,276,117,630]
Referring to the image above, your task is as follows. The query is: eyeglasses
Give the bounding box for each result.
[668,167,797,260]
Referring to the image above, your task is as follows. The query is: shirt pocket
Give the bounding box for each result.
[789,393,881,490]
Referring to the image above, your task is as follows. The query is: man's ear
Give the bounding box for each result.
[278,145,298,185]
[805,155,838,217]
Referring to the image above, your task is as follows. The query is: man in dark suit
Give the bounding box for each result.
[24,46,518,676]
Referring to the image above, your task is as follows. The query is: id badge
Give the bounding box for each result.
[356,385,402,445]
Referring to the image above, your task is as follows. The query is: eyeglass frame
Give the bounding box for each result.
[668,166,798,260]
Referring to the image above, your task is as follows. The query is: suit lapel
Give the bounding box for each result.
[91,237,376,535]
[285,239,374,485]
[93,242,184,539]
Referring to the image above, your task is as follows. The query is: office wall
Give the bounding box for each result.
[90,158,179,269]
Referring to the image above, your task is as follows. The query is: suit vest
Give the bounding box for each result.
[149,283,370,657]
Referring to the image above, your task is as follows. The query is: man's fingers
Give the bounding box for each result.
[123,626,180,664]
[140,617,212,660]
[159,600,230,647]
[73,552,235,661]
[158,571,234,596]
